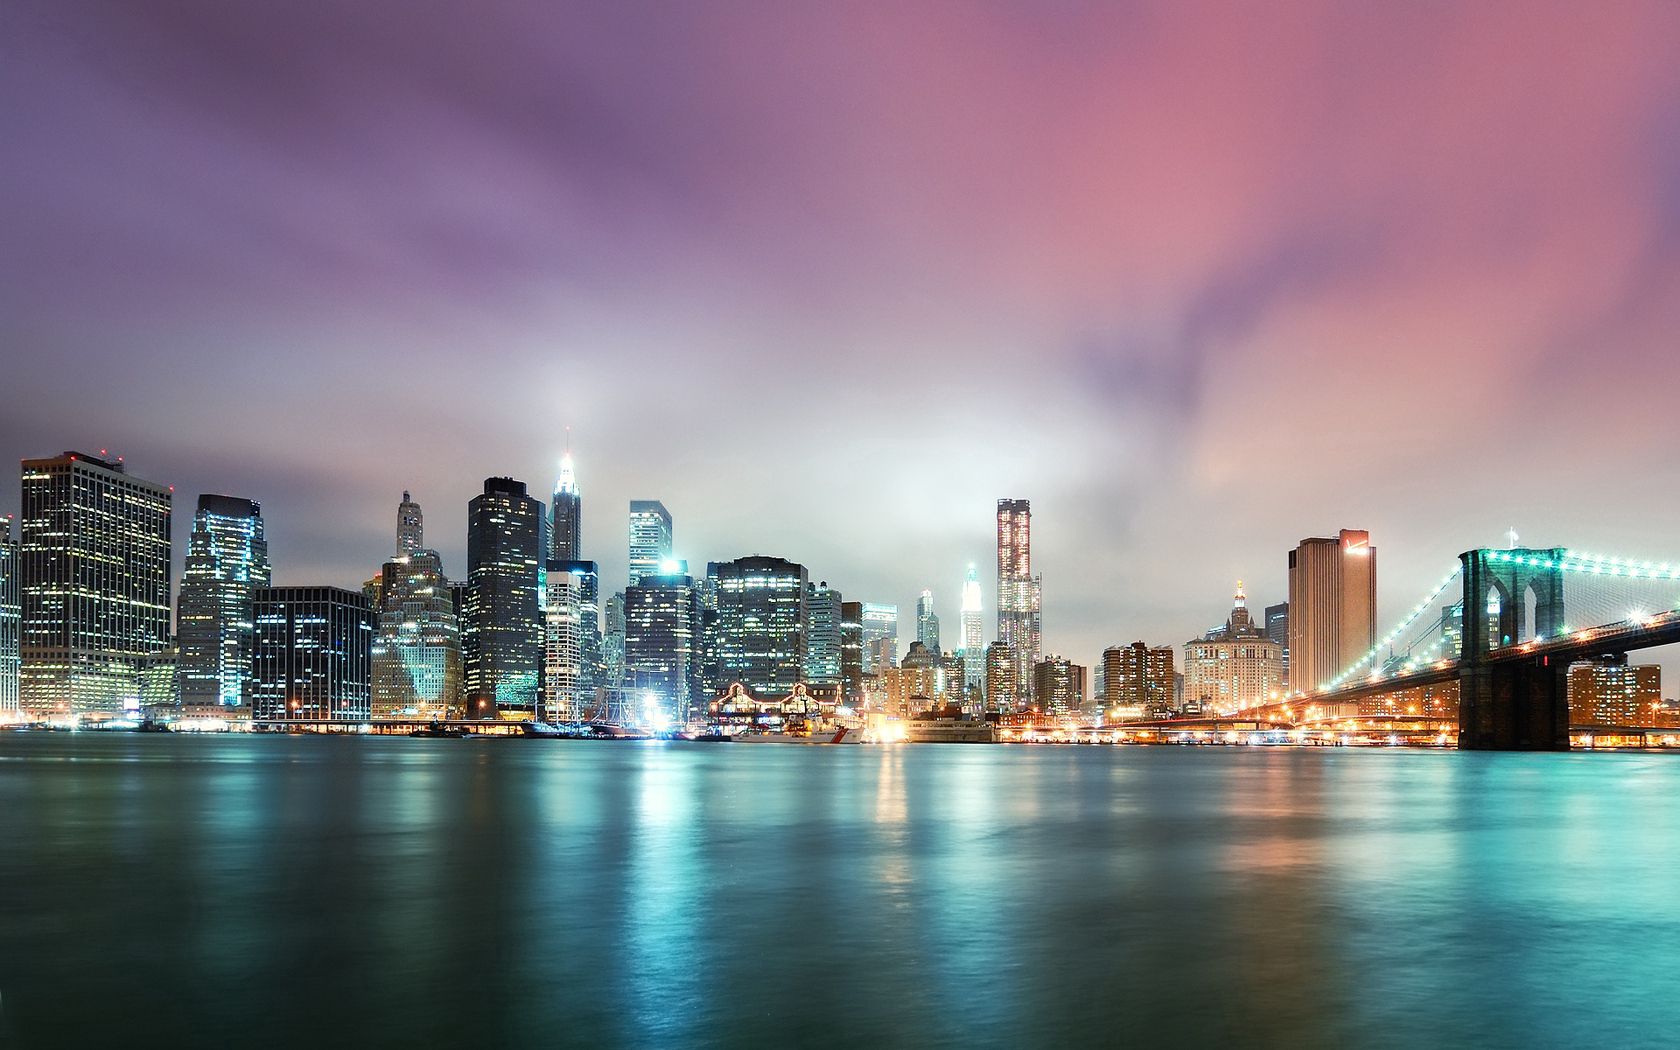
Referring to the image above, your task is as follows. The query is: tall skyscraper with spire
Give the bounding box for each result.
[550,435,581,563]
[995,498,1040,705]
[960,565,984,691]
[397,491,423,555]
[371,491,463,720]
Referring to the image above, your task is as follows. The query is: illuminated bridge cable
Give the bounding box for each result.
[1325,566,1462,692]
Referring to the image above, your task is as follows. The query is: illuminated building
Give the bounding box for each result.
[463,478,544,719]
[0,516,17,717]
[178,495,271,714]
[1264,602,1289,690]
[1032,656,1084,718]
[138,648,178,717]
[550,450,581,563]
[1183,583,1285,713]
[708,556,809,697]
[860,602,898,672]
[371,493,463,720]
[1103,641,1174,717]
[397,491,423,555]
[839,600,864,705]
[985,641,1015,712]
[995,498,1041,703]
[1288,530,1376,692]
[253,587,374,721]
[624,569,703,725]
[1568,656,1660,727]
[916,589,940,652]
[543,559,600,721]
[628,500,672,587]
[19,451,173,717]
[960,565,984,692]
[804,580,843,686]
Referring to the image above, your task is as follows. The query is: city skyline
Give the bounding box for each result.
[4,3,1680,685]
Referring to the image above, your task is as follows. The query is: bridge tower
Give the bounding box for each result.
[1457,548,1570,750]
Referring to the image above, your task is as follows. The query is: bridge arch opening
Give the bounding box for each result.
[1485,579,1512,649]
[1523,581,1542,643]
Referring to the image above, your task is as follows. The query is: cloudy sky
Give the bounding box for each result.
[3,1,1680,669]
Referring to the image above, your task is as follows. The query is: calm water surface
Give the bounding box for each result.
[1,736,1676,1048]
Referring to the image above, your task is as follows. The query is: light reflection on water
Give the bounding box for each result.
[1,737,1678,1048]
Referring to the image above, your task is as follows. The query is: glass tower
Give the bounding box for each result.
[465,477,544,719]
[543,559,600,722]
[804,580,843,686]
[627,500,672,587]
[178,494,271,711]
[709,556,809,697]
[995,498,1040,704]
[960,566,984,691]
[550,452,582,563]
[623,569,702,726]
[916,589,941,652]
[19,451,173,718]
[253,586,374,721]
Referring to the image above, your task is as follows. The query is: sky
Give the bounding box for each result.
[3,1,1680,676]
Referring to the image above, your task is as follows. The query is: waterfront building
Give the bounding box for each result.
[1103,641,1175,717]
[253,587,374,721]
[19,451,173,717]
[370,493,463,720]
[0,516,17,717]
[985,641,1016,712]
[1032,656,1085,718]
[624,569,703,725]
[707,556,810,698]
[138,647,178,718]
[1288,530,1376,692]
[542,559,600,721]
[996,499,1041,703]
[178,495,271,714]
[860,602,898,673]
[1183,583,1285,714]
[628,500,673,587]
[1264,602,1289,690]
[464,477,544,719]
[839,600,864,706]
[1568,656,1661,727]
[960,565,984,692]
[550,450,581,563]
[916,589,940,652]
[881,641,949,717]
[804,581,843,686]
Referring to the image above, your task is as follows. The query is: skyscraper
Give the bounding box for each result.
[253,586,374,721]
[0,516,17,718]
[1264,602,1290,690]
[995,499,1041,704]
[178,495,271,713]
[1183,582,1285,713]
[1287,530,1377,692]
[709,556,809,697]
[960,566,983,692]
[371,492,463,720]
[623,568,703,725]
[628,500,673,587]
[984,641,1016,712]
[839,600,864,706]
[860,602,899,673]
[464,477,544,719]
[19,452,173,717]
[804,580,843,686]
[397,491,424,555]
[602,590,627,696]
[1567,656,1660,727]
[550,450,581,563]
[916,589,940,652]
[543,560,600,721]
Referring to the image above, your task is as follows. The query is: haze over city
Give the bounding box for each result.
[4,1,1680,663]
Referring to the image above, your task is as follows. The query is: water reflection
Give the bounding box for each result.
[1,737,1679,1048]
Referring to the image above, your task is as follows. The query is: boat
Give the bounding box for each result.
[903,714,995,743]
[409,723,467,738]
[518,720,565,737]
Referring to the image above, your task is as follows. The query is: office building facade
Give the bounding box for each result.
[253,587,375,721]
[178,494,271,712]
[1183,583,1285,713]
[464,477,544,718]
[996,498,1041,703]
[623,570,703,725]
[1288,530,1376,693]
[370,493,463,720]
[628,500,673,587]
[709,556,809,697]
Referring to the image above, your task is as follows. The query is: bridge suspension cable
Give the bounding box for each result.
[1325,565,1462,692]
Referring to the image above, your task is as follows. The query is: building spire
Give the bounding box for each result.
[1234,579,1246,608]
